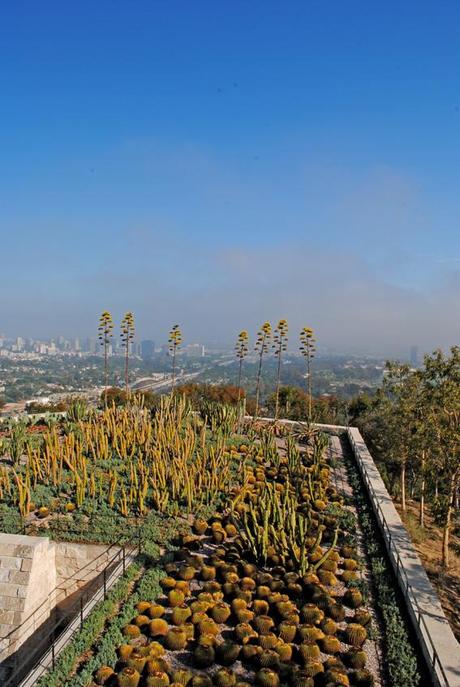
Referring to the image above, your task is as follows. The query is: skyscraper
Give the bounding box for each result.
[141,340,155,360]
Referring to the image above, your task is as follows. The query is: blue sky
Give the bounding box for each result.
[1,2,460,353]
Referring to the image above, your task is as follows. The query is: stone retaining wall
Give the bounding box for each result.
[0,534,117,670]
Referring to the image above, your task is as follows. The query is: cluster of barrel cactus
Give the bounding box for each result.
[94,428,375,687]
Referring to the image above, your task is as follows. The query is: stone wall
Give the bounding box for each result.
[0,534,117,672]
[0,534,56,662]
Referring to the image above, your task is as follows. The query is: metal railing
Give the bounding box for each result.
[1,543,138,687]
[348,430,450,687]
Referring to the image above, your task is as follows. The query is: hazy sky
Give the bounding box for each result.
[1,2,460,354]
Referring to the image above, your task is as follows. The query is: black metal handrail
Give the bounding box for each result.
[348,431,450,687]
[1,543,139,687]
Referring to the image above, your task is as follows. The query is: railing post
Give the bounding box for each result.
[103,568,107,599]
[51,642,55,669]
[80,595,84,628]
[122,546,126,573]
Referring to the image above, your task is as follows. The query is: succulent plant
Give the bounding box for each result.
[342,570,359,583]
[94,666,115,685]
[241,644,262,662]
[253,615,275,634]
[171,605,192,626]
[278,619,297,642]
[213,668,237,687]
[194,644,216,668]
[350,669,375,686]
[122,624,141,638]
[344,648,367,669]
[210,602,231,624]
[274,641,293,662]
[168,589,186,608]
[342,558,358,571]
[136,601,151,613]
[344,589,363,609]
[160,576,177,590]
[320,635,341,654]
[149,619,169,637]
[254,668,280,687]
[258,649,280,669]
[301,661,324,678]
[198,618,219,636]
[252,599,270,615]
[144,672,170,687]
[318,570,338,587]
[148,604,166,619]
[299,641,321,663]
[126,650,147,673]
[258,633,279,650]
[145,658,170,675]
[215,641,241,666]
[235,622,257,643]
[116,667,141,687]
[354,608,371,626]
[179,565,196,581]
[117,644,134,661]
[165,627,188,650]
[320,617,338,635]
[324,668,350,686]
[297,624,325,642]
[193,518,208,534]
[345,623,367,647]
[170,669,193,685]
[327,602,346,622]
[175,581,191,595]
[133,614,150,628]
[192,675,213,687]
[291,671,314,687]
[340,545,356,558]
[235,608,254,623]
[301,604,324,625]
[146,641,165,658]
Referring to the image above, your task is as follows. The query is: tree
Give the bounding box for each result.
[235,330,249,403]
[254,321,272,419]
[422,347,460,568]
[299,326,316,423]
[120,312,135,395]
[98,311,114,405]
[272,319,288,420]
[168,324,182,390]
[381,362,422,512]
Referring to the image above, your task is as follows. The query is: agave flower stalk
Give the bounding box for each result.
[254,322,272,420]
[168,324,182,390]
[120,311,135,395]
[300,326,316,423]
[273,319,288,420]
[98,311,114,406]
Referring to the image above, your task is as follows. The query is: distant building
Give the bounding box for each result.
[141,340,155,360]
[184,343,205,358]
[410,346,419,367]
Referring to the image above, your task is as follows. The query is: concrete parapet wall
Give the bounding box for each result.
[348,426,460,687]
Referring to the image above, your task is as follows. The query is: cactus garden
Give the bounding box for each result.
[0,395,423,686]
